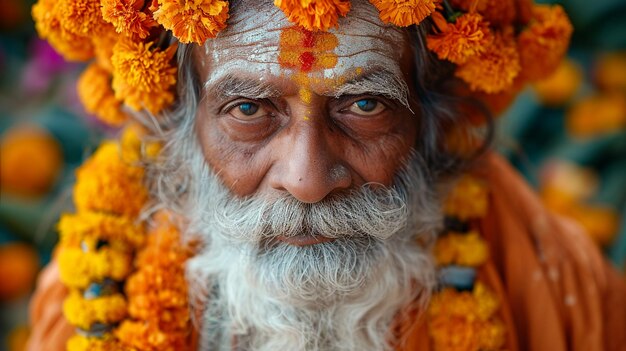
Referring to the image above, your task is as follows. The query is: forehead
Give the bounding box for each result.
[197,0,408,86]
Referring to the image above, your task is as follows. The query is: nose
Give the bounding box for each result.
[269,125,352,203]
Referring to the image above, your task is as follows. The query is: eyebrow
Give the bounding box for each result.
[204,68,412,110]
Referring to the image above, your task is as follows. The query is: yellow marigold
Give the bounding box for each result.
[73,142,148,217]
[116,321,190,351]
[566,92,626,137]
[58,247,133,289]
[0,126,63,197]
[67,334,124,351]
[517,4,573,81]
[153,0,229,44]
[58,212,145,249]
[435,231,489,267]
[63,290,127,330]
[455,29,521,94]
[533,58,582,107]
[450,0,516,27]
[428,283,505,351]
[275,0,351,32]
[57,0,108,37]
[369,0,437,27]
[594,52,626,93]
[443,174,489,220]
[31,0,94,61]
[111,38,178,114]
[77,63,130,127]
[427,12,493,65]
[101,0,158,39]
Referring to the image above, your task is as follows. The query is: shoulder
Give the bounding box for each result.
[476,152,626,351]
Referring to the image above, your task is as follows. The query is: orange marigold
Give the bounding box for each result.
[31,0,94,61]
[533,58,582,107]
[450,0,516,27]
[517,4,573,81]
[455,29,521,94]
[74,142,148,217]
[77,63,130,127]
[57,0,108,37]
[92,25,121,72]
[153,0,229,44]
[102,0,158,39]
[427,12,493,65]
[566,92,626,137]
[275,0,351,32]
[369,0,437,27]
[111,38,178,114]
[594,52,626,93]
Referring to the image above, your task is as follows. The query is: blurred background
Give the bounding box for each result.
[0,0,624,350]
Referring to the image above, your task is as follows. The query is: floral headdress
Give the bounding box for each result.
[33,0,573,128]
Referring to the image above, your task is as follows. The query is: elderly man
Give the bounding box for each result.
[27,0,625,350]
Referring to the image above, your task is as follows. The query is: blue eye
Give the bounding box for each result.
[355,99,377,112]
[238,102,259,116]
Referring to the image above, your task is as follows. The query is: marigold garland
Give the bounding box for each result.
[455,28,521,94]
[66,335,123,351]
[58,247,133,289]
[369,0,437,27]
[275,0,351,32]
[434,231,489,267]
[427,12,493,65]
[73,141,148,217]
[63,291,128,330]
[101,0,158,40]
[449,0,516,27]
[58,212,145,249]
[77,63,129,127]
[517,4,573,81]
[153,0,229,44]
[443,175,489,220]
[111,38,178,115]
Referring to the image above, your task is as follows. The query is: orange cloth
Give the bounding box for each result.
[27,152,626,351]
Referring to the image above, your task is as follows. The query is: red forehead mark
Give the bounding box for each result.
[278,27,338,73]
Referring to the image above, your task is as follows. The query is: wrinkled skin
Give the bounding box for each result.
[195,0,420,206]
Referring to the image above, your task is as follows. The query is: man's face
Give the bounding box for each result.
[194,1,419,246]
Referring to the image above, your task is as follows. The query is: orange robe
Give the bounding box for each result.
[26,152,626,351]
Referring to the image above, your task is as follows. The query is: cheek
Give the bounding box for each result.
[195,106,271,196]
[343,116,418,185]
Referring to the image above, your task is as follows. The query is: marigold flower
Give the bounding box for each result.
[427,13,493,65]
[116,321,190,351]
[275,0,351,32]
[77,63,130,127]
[0,126,63,197]
[102,0,158,39]
[435,231,489,267]
[517,4,573,81]
[63,290,128,329]
[594,52,626,93]
[428,283,505,351]
[93,25,122,72]
[566,92,626,137]
[533,58,582,107]
[455,29,521,94]
[153,0,229,44]
[67,334,124,351]
[57,0,108,37]
[369,0,437,27]
[58,211,146,249]
[31,0,94,61]
[450,0,516,27]
[73,142,148,217]
[444,174,489,220]
[111,38,178,114]
[58,247,134,288]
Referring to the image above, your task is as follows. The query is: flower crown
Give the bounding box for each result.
[32,0,573,127]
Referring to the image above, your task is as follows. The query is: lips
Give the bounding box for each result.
[275,233,336,246]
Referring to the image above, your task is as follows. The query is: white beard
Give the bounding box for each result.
[149,134,441,351]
